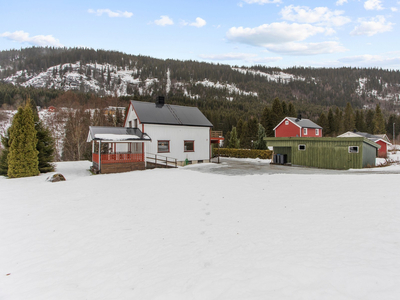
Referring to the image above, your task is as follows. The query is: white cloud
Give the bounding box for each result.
[390,7,398,11]
[154,16,174,26]
[199,53,282,63]
[336,0,348,6]
[350,16,394,36]
[280,5,351,27]
[190,17,206,28]
[364,0,384,10]
[263,41,347,55]
[226,22,330,47]
[0,30,63,47]
[242,0,282,4]
[338,54,400,66]
[88,9,133,18]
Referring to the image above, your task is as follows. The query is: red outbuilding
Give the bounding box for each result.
[274,116,322,138]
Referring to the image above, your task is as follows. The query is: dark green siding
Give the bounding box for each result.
[265,137,379,170]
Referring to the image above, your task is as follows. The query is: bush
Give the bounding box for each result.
[214,148,272,159]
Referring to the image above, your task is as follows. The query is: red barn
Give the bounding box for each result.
[274,116,322,138]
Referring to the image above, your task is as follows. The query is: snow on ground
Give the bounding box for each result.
[1,160,400,300]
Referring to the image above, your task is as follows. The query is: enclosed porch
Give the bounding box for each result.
[87,126,151,174]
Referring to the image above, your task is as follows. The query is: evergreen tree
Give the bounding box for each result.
[253,123,267,150]
[260,106,273,137]
[343,102,355,132]
[236,118,244,139]
[0,128,11,175]
[228,126,240,148]
[355,110,366,132]
[7,103,39,178]
[373,104,386,134]
[317,112,328,136]
[248,117,259,148]
[35,121,55,173]
[365,109,375,133]
[270,97,283,129]
[288,102,296,117]
[240,121,250,149]
[327,108,334,136]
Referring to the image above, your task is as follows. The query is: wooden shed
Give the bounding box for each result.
[265,137,380,170]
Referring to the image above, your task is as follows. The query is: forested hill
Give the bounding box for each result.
[1,47,400,114]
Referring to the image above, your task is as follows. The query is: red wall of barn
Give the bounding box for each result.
[377,140,387,157]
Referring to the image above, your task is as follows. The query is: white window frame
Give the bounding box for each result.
[348,146,359,153]
[298,144,306,151]
[285,120,289,125]
[315,129,319,136]
[303,128,308,136]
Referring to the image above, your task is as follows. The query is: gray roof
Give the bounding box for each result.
[351,132,391,144]
[286,117,322,129]
[87,126,151,142]
[131,100,213,127]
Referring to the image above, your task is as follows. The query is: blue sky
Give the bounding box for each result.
[1,0,400,69]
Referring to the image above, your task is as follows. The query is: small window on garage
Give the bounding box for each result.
[348,146,359,153]
[298,144,306,151]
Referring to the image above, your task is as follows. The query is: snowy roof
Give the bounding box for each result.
[130,100,213,127]
[87,126,151,142]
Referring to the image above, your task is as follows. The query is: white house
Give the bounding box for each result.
[124,97,213,166]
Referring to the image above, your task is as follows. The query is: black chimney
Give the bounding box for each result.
[296,114,302,121]
[156,96,165,107]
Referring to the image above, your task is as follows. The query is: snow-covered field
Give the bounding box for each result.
[1,160,400,300]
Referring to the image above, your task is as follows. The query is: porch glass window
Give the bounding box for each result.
[158,140,170,153]
[184,140,194,152]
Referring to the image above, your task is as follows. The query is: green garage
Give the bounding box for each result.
[265,137,380,170]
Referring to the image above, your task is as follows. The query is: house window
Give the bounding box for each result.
[184,140,194,152]
[134,119,138,128]
[298,144,306,151]
[303,128,308,135]
[128,121,132,128]
[285,120,289,125]
[158,140,170,153]
[348,146,359,153]
[316,129,319,136]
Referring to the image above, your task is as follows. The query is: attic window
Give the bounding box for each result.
[298,144,306,151]
[348,146,359,153]
[285,120,289,125]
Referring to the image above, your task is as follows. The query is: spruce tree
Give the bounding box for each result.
[327,108,334,136]
[253,123,267,150]
[373,104,386,134]
[343,102,355,132]
[7,104,39,178]
[365,109,375,133]
[317,112,328,136]
[0,128,11,175]
[228,127,240,148]
[271,98,283,129]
